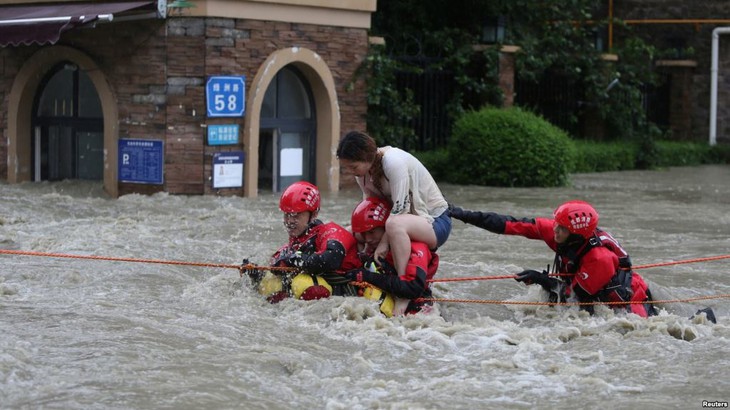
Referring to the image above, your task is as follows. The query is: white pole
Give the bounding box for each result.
[710,27,730,146]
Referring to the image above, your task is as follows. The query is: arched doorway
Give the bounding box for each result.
[8,46,119,197]
[31,62,104,181]
[258,66,316,193]
[243,47,340,198]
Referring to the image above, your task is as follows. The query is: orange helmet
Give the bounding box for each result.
[553,200,599,239]
[279,181,320,213]
[351,197,391,233]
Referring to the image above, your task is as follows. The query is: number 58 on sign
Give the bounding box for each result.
[206,76,246,117]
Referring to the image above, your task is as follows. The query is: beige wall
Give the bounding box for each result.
[186,0,375,28]
[0,0,375,28]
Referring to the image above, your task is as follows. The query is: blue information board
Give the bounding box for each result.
[207,124,239,145]
[206,76,246,117]
[118,139,164,185]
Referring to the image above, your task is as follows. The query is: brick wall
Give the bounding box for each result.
[614,0,730,143]
[0,17,368,193]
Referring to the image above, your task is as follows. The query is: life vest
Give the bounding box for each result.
[357,244,438,317]
[553,235,646,311]
[552,234,654,317]
[272,220,361,273]
[552,234,601,276]
[290,273,332,300]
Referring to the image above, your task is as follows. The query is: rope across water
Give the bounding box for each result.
[2,249,729,306]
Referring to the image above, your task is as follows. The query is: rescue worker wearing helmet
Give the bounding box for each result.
[344,197,439,317]
[245,181,362,303]
[449,200,656,318]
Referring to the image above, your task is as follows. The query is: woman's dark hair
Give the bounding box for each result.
[336,131,377,163]
[336,131,387,194]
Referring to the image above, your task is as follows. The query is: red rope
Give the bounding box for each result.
[416,293,730,306]
[0,249,296,273]
[633,254,730,269]
[3,249,729,284]
[428,254,730,283]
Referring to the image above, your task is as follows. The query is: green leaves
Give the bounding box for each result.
[448,107,575,187]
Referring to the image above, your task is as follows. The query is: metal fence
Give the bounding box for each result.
[393,64,455,151]
[388,64,670,147]
[514,74,584,137]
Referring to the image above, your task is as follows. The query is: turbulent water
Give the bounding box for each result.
[1,165,729,409]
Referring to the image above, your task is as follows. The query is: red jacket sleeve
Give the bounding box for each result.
[503,217,559,252]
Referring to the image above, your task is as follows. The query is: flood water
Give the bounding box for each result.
[1,165,729,409]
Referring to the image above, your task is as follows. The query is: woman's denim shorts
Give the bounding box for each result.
[432,210,452,249]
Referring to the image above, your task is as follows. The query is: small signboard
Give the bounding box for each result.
[212,151,244,189]
[206,76,246,117]
[207,124,239,145]
[280,148,303,177]
[118,139,164,185]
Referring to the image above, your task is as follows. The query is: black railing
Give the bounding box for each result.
[515,73,584,137]
[394,66,455,150]
[386,62,669,147]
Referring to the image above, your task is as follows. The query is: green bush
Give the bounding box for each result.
[447,107,575,187]
[570,140,729,172]
[571,140,638,173]
[709,144,730,163]
[654,140,712,167]
[413,148,452,181]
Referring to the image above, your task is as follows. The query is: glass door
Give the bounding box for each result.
[277,131,312,192]
[31,62,103,182]
[259,65,316,193]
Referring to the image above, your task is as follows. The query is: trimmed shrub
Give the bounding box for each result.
[413,148,452,182]
[655,140,712,167]
[571,140,638,173]
[571,140,728,172]
[447,107,575,187]
[709,144,730,163]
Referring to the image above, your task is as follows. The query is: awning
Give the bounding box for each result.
[0,1,163,47]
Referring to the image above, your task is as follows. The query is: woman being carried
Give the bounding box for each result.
[336,131,451,278]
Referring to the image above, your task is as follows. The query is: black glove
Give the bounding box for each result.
[448,203,465,220]
[515,269,555,290]
[285,251,304,268]
[344,268,371,283]
[274,249,304,268]
[241,258,263,281]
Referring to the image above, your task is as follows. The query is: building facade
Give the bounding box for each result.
[0,0,375,197]
[612,0,730,144]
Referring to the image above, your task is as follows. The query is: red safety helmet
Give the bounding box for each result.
[553,200,599,239]
[279,181,320,213]
[351,197,391,233]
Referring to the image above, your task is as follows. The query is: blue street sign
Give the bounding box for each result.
[118,139,164,185]
[207,124,239,145]
[206,76,246,117]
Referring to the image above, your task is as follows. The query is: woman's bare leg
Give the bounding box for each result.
[386,214,437,276]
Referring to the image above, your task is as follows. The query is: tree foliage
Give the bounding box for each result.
[502,1,660,140]
[363,0,665,146]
